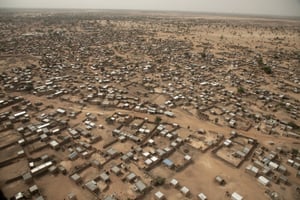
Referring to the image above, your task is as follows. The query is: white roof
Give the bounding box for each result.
[143,152,150,157]
[30,161,53,174]
[155,191,164,199]
[170,178,178,186]
[15,192,24,200]
[184,155,192,160]
[180,186,190,194]
[231,192,243,200]
[49,140,59,147]
[268,161,279,169]
[151,156,158,162]
[251,166,259,174]
[224,139,232,146]
[258,176,270,186]
[287,159,294,164]
[148,139,155,144]
[14,111,26,118]
[198,193,207,200]
[57,108,66,113]
[144,159,152,165]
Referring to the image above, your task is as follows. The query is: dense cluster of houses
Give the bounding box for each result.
[0,11,299,200]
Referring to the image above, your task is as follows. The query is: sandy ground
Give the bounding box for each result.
[0,10,299,200]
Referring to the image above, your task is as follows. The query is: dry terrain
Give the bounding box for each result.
[0,9,299,200]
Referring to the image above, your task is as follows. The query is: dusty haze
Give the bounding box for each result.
[1,0,300,17]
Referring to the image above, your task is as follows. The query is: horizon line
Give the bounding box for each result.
[1,7,300,20]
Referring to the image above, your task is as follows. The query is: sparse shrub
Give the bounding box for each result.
[291,148,299,156]
[257,56,264,66]
[155,116,162,124]
[237,86,245,94]
[262,66,272,74]
[153,176,165,186]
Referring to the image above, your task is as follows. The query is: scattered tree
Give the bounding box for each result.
[262,66,272,74]
[256,56,272,74]
[237,86,245,94]
[291,148,299,156]
[214,118,219,124]
[155,116,162,124]
[257,56,264,66]
[153,176,165,186]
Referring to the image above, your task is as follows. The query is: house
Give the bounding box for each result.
[148,139,155,146]
[22,172,33,183]
[121,154,130,162]
[215,176,225,185]
[56,108,66,115]
[68,129,79,138]
[151,156,159,163]
[154,191,165,200]
[229,119,236,128]
[163,159,174,168]
[90,135,101,144]
[257,176,270,186]
[35,196,45,200]
[268,161,279,170]
[164,111,175,118]
[261,166,271,176]
[156,149,166,157]
[49,140,59,150]
[253,160,264,169]
[170,178,179,188]
[292,162,300,170]
[70,173,82,184]
[28,185,39,195]
[287,159,294,166]
[41,154,50,162]
[67,193,77,200]
[180,186,190,196]
[58,165,67,175]
[14,192,25,200]
[30,161,53,176]
[104,195,118,200]
[17,150,25,157]
[126,172,137,182]
[231,192,243,200]
[135,180,147,193]
[14,111,27,118]
[68,151,79,161]
[279,175,288,184]
[111,166,121,175]
[100,172,110,183]
[184,155,192,162]
[245,164,259,177]
[297,171,300,178]
[118,135,126,142]
[18,138,26,146]
[40,133,49,142]
[144,159,153,166]
[224,139,232,147]
[198,193,207,200]
[85,180,99,193]
[91,160,101,169]
[278,165,287,175]
[107,148,119,158]
[48,165,58,174]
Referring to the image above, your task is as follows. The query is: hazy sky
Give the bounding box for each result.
[1,0,300,17]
